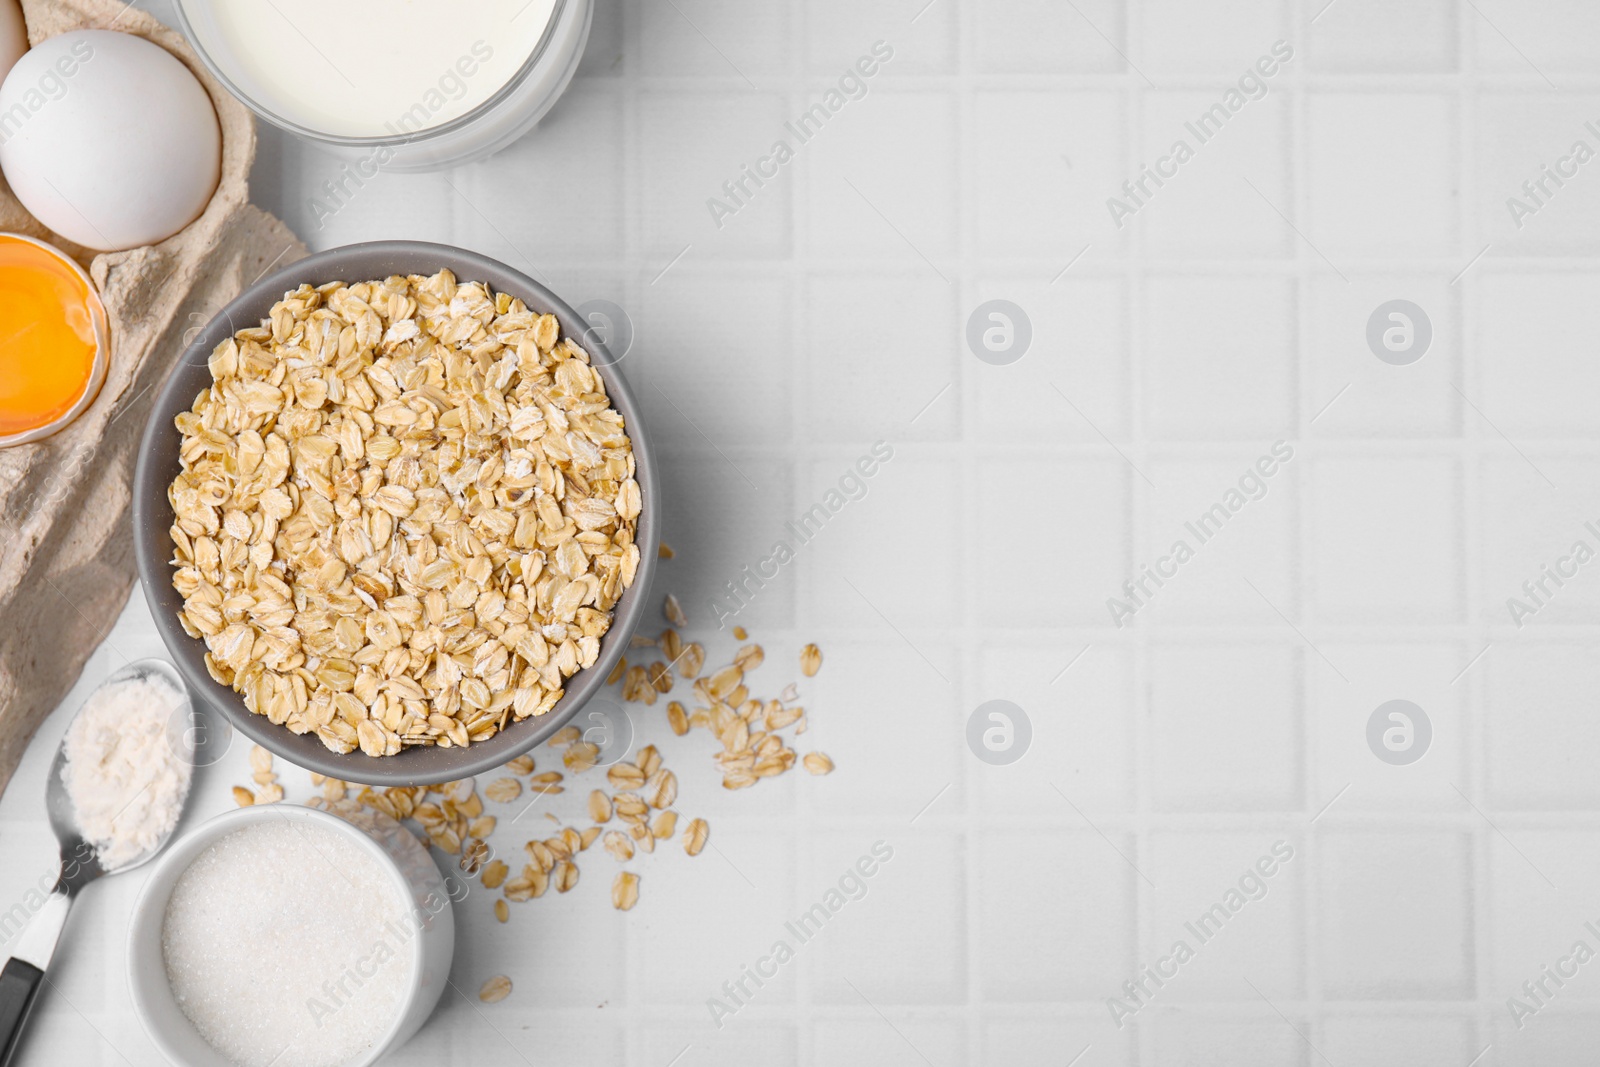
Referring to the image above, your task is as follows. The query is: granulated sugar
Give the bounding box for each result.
[161,819,414,1067]
[62,674,191,870]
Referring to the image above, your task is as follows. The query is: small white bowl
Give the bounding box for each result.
[128,803,455,1066]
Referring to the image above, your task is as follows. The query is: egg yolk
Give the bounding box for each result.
[0,235,104,437]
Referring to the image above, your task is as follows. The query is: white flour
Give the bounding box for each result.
[61,675,191,870]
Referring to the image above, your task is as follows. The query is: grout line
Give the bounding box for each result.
[1456,2,1496,1055]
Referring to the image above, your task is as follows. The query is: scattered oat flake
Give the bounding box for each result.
[563,741,599,772]
[505,755,536,776]
[803,752,834,775]
[589,790,613,823]
[732,626,747,640]
[494,899,509,923]
[801,643,823,677]
[485,778,522,803]
[479,975,512,1003]
[481,860,509,890]
[658,543,675,559]
[647,769,678,810]
[612,871,640,911]
[255,783,284,804]
[606,656,627,685]
[231,786,254,807]
[554,860,579,893]
[683,818,709,856]
[663,594,687,628]
[607,763,644,790]
[603,830,634,862]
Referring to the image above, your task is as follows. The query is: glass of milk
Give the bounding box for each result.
[174,0,590,170]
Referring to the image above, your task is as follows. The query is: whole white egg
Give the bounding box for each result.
[0,29,221,251]
[0,0,27,87]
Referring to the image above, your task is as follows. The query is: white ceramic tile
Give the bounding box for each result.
[982,1017,1133,1066]
[577,0,626,77]
[1317,1016,1476,1067]
[1484,642,1600,809]
[802,274,960,442]
[1148,644,1303,811]
[635,826,799,1005]
[1144,832,1305,1002]
[1148,1013,1310,1067]
[1133,90,1293,259]
[1486,830,1600,1015]
[632,269,793,448]
[1142,275,1297,441]
[974,0,1127,74]
[804,0,957,75]
[803,639,963,819]
[1476,94,1600,255]
[454,874,625,1008]
[807,832,966,1005]
[1302,275,1460,439]
[1491,1015,1600,1067]
[806,92,958,262]
[978,830,1137,1001]
[977,644,1136,815]
[285,144,461,252]
[640,1022,797,1067]
[1304,456,1463,624]
[811,1018,964,1067]
[1304,0,1458,72]
[12,1009,116,1067]
[975,91,1126,259]
[638,0,790,78]
[1317,831,1476,999]
[1306,643,1468,812]
[1140,452,1299,625]
[1307,93,1458,259]
[462,82,624,262]
[976,458,1130,628]
[1476,273,1600,437]
[1472,0,1600,75]
[1478,457,1600,628]
[1140,0,1288,76]
[655,454,798,632]
[971,276,1130,445]
[639,92,794,260]
[800,455,959,629]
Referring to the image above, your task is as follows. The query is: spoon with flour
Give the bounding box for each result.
[0,658,197,1066]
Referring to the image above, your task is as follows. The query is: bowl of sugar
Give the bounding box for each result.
[128,802,455,1067]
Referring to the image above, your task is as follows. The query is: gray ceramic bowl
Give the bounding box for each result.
[132,241,657,786]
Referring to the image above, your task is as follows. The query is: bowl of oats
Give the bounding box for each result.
[132,241,657,785]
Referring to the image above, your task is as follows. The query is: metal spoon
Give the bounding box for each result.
[0,658,197,1066]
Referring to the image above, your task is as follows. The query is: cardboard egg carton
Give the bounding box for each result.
[0,0,306,794]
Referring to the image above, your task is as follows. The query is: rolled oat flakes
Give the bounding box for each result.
[167,271,641,756]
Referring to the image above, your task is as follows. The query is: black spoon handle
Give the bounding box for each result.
[0,956,45,1067]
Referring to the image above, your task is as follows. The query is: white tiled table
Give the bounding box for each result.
[8,0,1600,1063]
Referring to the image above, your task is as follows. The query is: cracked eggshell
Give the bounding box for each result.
[0,29,221,251]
